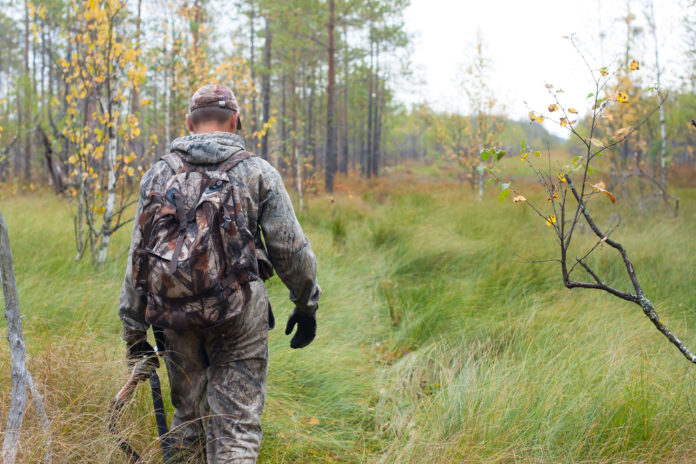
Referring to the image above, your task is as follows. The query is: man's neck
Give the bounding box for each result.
[194,125,235,134]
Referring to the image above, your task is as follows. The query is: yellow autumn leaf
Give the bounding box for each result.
[557,173,566,183]
[599,67,609,77]
[512,195,526,203]
[308,417,320,426]
[546,215,557,227]
[521,153,529,161]
[528,111,537,122]
[547,192,559,202]
[548,104,559,112]
[617,92,629,103]
[591,181,616,203]
[568,108,578,114]
[560,118,568,127]
[629,60,639,71]
[535,115,545,124]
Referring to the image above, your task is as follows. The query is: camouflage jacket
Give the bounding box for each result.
[118,132,321,343]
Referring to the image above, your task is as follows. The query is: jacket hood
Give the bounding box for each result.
[169,132,246,165]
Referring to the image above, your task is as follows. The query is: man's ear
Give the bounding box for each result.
[229,113,238,133]
[186,113,195,133]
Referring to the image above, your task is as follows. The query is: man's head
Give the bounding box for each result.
[186,84,242,134]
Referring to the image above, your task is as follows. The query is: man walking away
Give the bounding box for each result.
[117,84,321,463]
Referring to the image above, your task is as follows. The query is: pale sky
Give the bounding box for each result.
[397,0,689,137]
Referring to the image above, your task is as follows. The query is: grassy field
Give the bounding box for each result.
[1,164,696,463]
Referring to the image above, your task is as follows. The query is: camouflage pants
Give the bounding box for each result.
[161,281,269,463]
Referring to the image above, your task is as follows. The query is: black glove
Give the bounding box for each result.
[285,308,316,349]
[126,340,160,369]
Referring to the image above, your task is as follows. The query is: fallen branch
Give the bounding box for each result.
[0,212,52,464]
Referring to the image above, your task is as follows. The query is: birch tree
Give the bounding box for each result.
[461,36,503,197]
[59,0,145,264]
[485,38,694,366]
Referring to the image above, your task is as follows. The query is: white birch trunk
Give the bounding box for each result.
[96,98,118,264]
[74,175,85,261]
[1,212,28,464]
[648,1,668,190]
[477,162,485,199]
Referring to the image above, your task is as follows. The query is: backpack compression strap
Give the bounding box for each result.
[216,150,252,172]
[160,152,189,174]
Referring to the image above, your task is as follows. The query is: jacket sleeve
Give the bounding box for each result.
[118,165,165,343]
[258,165,321,315]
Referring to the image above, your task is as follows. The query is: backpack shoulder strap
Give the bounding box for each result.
[160,151,189,175]
[217,150,252,173]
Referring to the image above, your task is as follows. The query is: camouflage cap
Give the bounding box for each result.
[189,84,242,130]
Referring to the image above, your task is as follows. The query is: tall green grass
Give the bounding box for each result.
[1,178,695,463]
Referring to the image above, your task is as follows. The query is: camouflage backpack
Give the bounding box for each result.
[132,150,260,332]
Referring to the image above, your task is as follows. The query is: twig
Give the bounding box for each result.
[564,177,696,363]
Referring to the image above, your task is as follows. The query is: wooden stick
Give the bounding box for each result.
[0,212,28,464]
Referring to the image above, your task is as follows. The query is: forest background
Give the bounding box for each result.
[2,0,696,462]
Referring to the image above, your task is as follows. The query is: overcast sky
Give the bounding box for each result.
[397,0,689,136]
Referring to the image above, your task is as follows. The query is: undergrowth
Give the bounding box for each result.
[0,171,695,463]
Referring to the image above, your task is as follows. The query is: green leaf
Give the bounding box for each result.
[586,92,595,99]
[481,150,491,161]
[495,150,507,161]
[533,150,541,158]
[499,189,511,203]
[500,182,511,191]
[572,156,581,164]
[485,177,495,186]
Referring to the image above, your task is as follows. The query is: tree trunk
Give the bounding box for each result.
[307,68,317,173]
[96,106,118,264]
[305,68,315,172]
[130,0,142,117]
[366,40,374,179]
[260,16,272,161]
[371,43,381,177]
[340,23,349,175]
[648,1,668,191]
[290,65,298,185]
[0,213,28,464]
[280,73,288,171]
[249,0,258,153]
[373,80,382,177]
[22,0,31,182]
[324,0,337,193]
[295,146,303,213]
